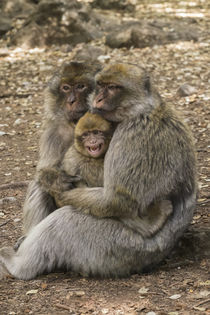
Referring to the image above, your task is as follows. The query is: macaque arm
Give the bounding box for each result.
[38,167,81,195]
[37,121,74,170]
[55,187,104,214]
[55,187,137,218]
[37,122,74,193]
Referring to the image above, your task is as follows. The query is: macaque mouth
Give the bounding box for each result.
[73,110,87,115]
[86,141,104,157]
[91,108,108,115]
[70,110,87,123]
[75,110,87,113]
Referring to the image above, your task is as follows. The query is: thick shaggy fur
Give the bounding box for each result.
[22,61,101,233]
[0,63,197,280]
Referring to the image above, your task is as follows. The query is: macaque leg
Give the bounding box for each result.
[121,200,173,237]
[1,207,78,280]
[23,180,57,233]
[0,193,196,280]
[0,206,145,280]
[13,180,57,251]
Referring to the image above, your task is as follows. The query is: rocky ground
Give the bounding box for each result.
[0,0,209,314]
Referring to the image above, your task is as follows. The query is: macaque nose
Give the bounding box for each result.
[92,94,104,109]
[68,94,76,105]
[90,137,97,144]
[96,96,103,103]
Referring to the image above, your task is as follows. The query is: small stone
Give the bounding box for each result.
[13,118,26,125]
[14,218,21,223]
[138,287,149,294]
[97,55,111,62]
[74,290,85,297]
[0,124,8,127]
[169,294,181,300]
[177,84,196,97]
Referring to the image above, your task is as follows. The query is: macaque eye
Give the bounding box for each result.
[108,85,119,90]
[76,83,86,91]
[96,82,104,90]
[82,132,89,138]
[61,84,71,92]
[92,130,102,135]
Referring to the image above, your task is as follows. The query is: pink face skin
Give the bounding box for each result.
[83,131,106,158]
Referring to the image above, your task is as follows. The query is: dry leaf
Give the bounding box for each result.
[26,289,38,295]
[169,294,181,300]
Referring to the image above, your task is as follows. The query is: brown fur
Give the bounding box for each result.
[22,61,101,234]
[56,63,197,236]
[1,63,197,280]
[41,112,113,200]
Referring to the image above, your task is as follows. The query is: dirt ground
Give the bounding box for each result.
[0,1,210,315]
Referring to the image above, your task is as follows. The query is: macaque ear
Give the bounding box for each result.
[48,72,61,92]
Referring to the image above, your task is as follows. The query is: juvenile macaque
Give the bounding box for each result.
[0,63,197,280]
[40,112,114,197]
[22,61,101,234]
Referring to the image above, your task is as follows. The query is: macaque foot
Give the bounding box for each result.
[13,235,26,251]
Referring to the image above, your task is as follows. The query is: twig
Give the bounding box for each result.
[0,93,32,98]
[194,298,210,308]
[160,260,194,270]
[0,181,29,191]
[0,220,11,228]
[55,303,72,311]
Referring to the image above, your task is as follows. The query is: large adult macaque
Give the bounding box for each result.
[0,63,197,280]
[22,61,101,233]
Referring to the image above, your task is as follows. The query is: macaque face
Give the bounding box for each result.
[82,130,107,158]
[92,82,123,115]
[49,62,101,123]
[60,81,91,122]
[89,63,149,122]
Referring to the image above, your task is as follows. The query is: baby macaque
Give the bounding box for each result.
[40,112,114,201]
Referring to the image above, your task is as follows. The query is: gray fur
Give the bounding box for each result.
[0,63,197,280]
[22,62,100,234]
[0,191,196,280]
